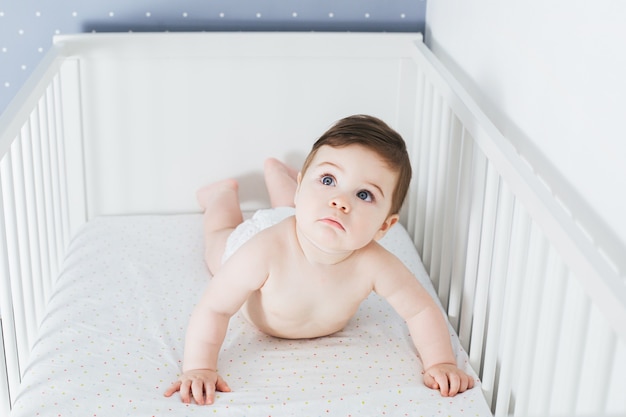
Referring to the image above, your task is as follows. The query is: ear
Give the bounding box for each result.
[374,214,399,241]
[293,172,303,206]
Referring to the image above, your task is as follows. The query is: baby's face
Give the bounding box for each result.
[294,144,399,255]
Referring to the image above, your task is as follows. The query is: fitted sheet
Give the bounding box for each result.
[11,214,491,416]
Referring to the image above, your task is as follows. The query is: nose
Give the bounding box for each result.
[329,195,350,213]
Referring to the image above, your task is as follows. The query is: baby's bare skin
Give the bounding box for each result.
[235,217,404,339]
[164,143,475,405]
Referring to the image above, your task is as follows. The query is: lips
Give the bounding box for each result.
[319,217,345,231]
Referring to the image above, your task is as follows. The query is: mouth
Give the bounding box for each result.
[319,217,345,231]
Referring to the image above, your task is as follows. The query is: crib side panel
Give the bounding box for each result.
[405,41,626,416]
[0,50,86,413]
[62,33,423,217]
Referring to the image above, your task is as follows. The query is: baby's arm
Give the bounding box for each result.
[164,239,270,405]
[405,301,474,396]
[163,284,233,404]
[374,255,474,397]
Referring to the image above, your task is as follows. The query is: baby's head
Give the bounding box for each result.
[300,115,412,215]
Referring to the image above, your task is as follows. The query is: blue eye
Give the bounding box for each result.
[321,175,335,186]
[357,190,372,202]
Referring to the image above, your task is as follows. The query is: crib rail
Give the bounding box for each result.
[404,41,626,415]
[0,47,84,414]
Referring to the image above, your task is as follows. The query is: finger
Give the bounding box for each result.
[204,382,217,405]
[434,373,450,397]
[422,372,437,390]
[448,372,461,396]
[216,375,232,393]
[427,376,440,391]
[458,375,469,393]
[180,380,192,404]
[163,381,181,397]
[459,374,474,392]
[191,379,207,405]
[455,372,474,393]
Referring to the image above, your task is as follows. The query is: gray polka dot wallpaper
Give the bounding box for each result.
[0,1,426,114]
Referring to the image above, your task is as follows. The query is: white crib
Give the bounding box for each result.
[0,32,624,416]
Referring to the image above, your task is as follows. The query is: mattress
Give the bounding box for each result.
[11,214,492,416]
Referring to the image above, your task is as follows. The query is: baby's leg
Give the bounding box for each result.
[197,179,243,275]
[264,158,298,208]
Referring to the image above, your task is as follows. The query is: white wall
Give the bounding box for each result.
[425,2,626,256]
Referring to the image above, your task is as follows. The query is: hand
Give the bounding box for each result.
[422,363,475,397]
[163,369,231,405]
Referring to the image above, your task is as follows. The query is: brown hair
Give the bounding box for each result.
[301,115,412,215]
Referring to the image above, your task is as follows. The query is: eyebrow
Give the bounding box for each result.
[316,161,386,198]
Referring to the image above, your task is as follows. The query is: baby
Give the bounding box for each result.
[164,115,475,405]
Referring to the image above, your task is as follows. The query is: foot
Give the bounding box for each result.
[264,158,298,208]
[196,178,239,210]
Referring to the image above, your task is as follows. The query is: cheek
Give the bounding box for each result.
[295,183,320,205]
[294,188,316,217]
[293,187,306,207]
[362,212,392,234]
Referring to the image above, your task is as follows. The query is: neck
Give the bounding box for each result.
[294,223,354,266]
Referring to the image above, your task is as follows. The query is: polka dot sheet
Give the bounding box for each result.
[11,214,491,416]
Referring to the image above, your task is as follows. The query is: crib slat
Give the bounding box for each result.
[0,323,10,416]
[45,83,65,270]
[547,271,589,415]
[576,305,617,414]
[52,73,71,252]
[447,131,475,331]
[0,153,31,373]
[413,80,435,256]
[38,95,60,280]
[8,137,39,349]
[44,86,60,268]
[458,147,488,351]
[527,250,567,415]
[493,203,531,416]
[436,115,464,310]
[478,180,515,407]
[0,160,22,406]
[427,105,452,290]
[406,68,426,240]
[605,338,626,413]
[511,225,549,417]
[20,120,46,325]
[29,107,53,303]
[468,162,500,373]
[421,90,442,275]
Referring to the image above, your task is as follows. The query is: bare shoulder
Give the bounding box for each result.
[359,242,422,297]
[358,240,407,271]
[228,215,296,266]
[213,217,294,291]
[253,215,294,247]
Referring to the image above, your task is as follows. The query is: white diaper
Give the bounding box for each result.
[222,206,295,263]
